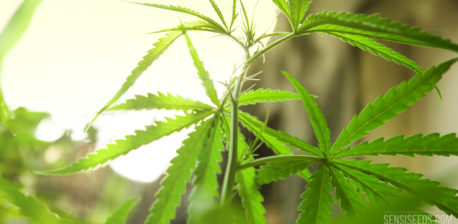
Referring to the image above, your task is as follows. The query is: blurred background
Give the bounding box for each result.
[0,0,457,223]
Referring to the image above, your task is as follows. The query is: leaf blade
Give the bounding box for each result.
[139,3,226,32]
[238,111,320,156]
[299,12,458,52]
[108,92,213,111]
[89,31,182,126]
[256,160,311,186]
[188,116,224,222]
[145,117,216,224]
[332,58,458,152]
[329,32,423,72]
[331,163,400,204]
[336,133,458,158]
[104,198,139,224]
[239,88,301,106]
[235,128,267,224]
[282,71,331,153]
[208,0,228,29]
[289,0,312,30]
[38,111,212,175]
[184,33,220,106]
[0,177,62,224]
[329,167,367,213]
[297,164,334,224]
[0,0,42,121]
[335,160,458,217]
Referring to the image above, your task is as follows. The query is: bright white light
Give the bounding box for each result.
[2,0,277,183]
[35,118,65,142]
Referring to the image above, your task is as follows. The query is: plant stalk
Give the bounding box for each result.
[220,50,250,204]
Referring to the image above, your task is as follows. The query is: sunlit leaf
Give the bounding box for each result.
[184,33,220,106]
[329,167,366,213]
[145,117,217,224]
[188,117,224,222]
[329,32,423,72]
[335,160,458,217]
[104,198,139,224]
[238,111,319,155]
[150,20,221,34]
[331,163,400,204]
[335,133,458,158]
[299,12,458,52]
[0,177,62,224]
[238,88,300,106]
[297,165,333,224]
[138,3,226,32]
[0,0,42,121]
[282,71,331,153]
[38,111,212,175]
[89,31,182,126]
[332,58,458,152]
[236,131,267,224]
[108,92,213,111]
[256,160,311,186]
[208,0,228,29]
[289,0,312,30]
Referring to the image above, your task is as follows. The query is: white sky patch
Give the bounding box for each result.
[1,0,278,182]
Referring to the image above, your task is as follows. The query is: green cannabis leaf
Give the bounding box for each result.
[89,31,182,127]
[33,1,458,223]
[108,92,213,112]
[331,58,458,152]
[145,117,217,224]
[238,88,301,106]
[296,165,334,224]
[0,177,62,224]
[104,198,139,224]
[299,11,458,52]
[38,111,212,175]
[184,33,220,106]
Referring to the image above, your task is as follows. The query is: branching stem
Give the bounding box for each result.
[220,46,250,204]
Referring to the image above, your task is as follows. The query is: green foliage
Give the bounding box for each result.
[208,0,228,30]
[184,33,220,106]
[335,160,458,217]
[138,3,226,33]
[38,111,213,175]
[145,117,216,224]
[238,88,300,106]
[235,134,267,224]
[108,92,213,112]
[30,0,458,223]
[238,111,319,155]
[89,31,182,127]
[296,165,334,224]
[104,198,139,224]
[256,160,311,185]
[329,32,423,72]
[0,0,42,62]
[0,0,42,121]
[272,0,312,31]
[331,58,458,152]
[299,11,458,52]
[335,133,458,158]
[0,177,62,224]
[282,71,331,153]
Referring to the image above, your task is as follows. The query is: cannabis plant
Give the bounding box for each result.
[2,0,458,223]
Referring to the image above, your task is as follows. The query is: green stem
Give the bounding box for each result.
[220,50,250,204]
[247,32,296,64]
[238,155,322,170]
